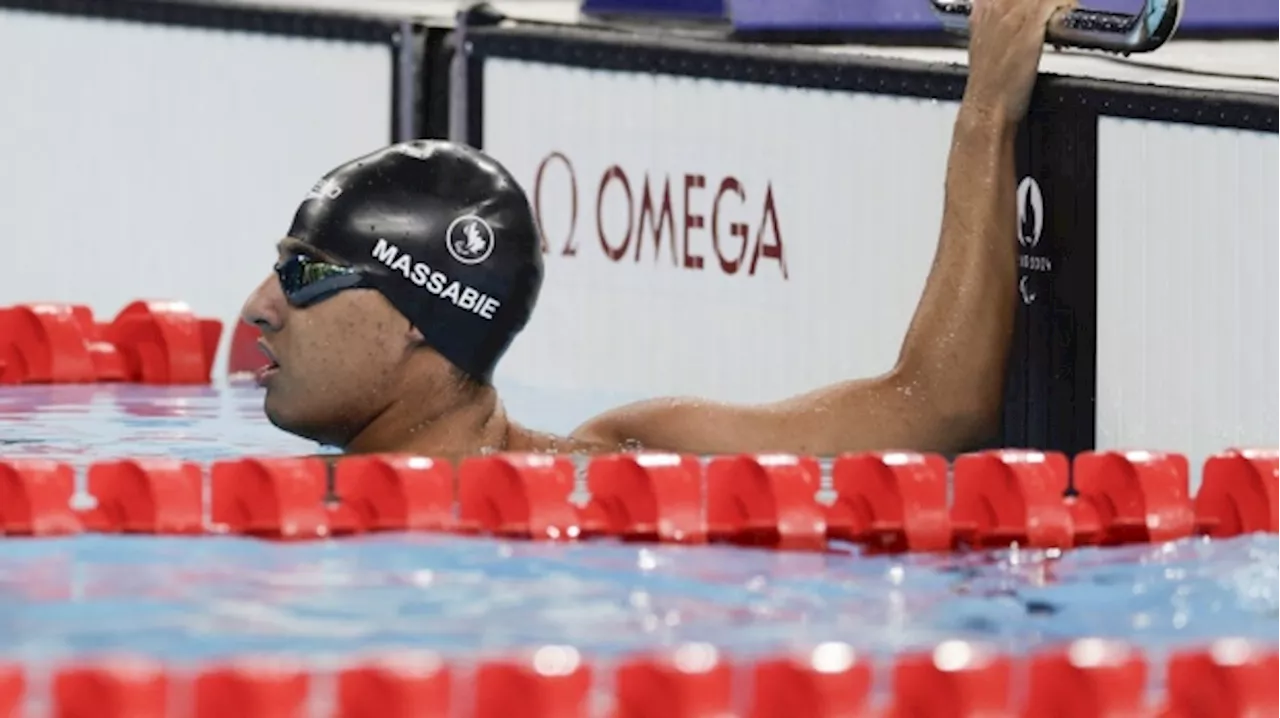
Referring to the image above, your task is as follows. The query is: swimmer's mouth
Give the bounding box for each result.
[257,340,282,372]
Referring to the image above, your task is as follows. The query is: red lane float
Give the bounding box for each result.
[105,301,219,385]
[0,304,99,384]
[1195,449,1279,537]
[1023,639,1148,718]
[1163,640,1279,718]
[0,664,23,718]
[888,641,1014,718]
[1073,450,1196,545]
[337,652,452,718]
[951,450,1074,550]
[210,457,354,539]
[472,647,593,718]
[0,301,219,385]
[827,452,950,552]
[586,453,705,544]
[456,454,583,539]
[84,459,204,534]
[194,660,310,718]
[334,454,455,532]
[54,658,171,718]
[706,454,825,550]
[77,304,130,383]
[613,645,734,718]
[0,459,81,536]
[748,643,872,718]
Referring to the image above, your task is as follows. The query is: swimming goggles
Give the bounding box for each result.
[274,254,372,307]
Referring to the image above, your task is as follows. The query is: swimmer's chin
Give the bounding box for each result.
[263,404,296,436]
[263,399,357,449]
[262,399,321,443]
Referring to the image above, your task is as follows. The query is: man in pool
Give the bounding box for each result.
[240,0,1073,458]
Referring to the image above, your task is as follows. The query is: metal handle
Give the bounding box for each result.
[930,0,1184,54]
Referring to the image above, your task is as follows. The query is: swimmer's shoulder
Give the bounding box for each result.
[570,396,792,456]
[568,406,668,454]
[507,422,633,455]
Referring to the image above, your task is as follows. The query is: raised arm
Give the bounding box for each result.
[573,0,1075,456]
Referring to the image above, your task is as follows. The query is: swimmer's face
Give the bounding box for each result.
[239,240,422,446]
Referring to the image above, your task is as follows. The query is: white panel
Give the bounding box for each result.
[483,58,958,412]
[1097,118,1278,481]
[0,10,393,375]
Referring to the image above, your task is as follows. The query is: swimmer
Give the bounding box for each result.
[240,0,1075,458]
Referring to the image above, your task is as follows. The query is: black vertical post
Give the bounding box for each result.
[996,94,1098,456]
[1044,103,1098,456]
[994,92,1099,456]
[421,24,457,140]
[1022,107,1053,450]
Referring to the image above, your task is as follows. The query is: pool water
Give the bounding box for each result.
[0,384,1276,669]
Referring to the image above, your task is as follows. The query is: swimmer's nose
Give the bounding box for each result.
[240,273,285,333]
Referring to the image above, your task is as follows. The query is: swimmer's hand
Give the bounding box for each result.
[963,0,1079,124]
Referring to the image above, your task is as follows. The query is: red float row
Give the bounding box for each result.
[0,302,221,385]
[0,638,1273,717]
[1,448,1275,551]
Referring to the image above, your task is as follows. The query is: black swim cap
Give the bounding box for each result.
[285,140,543,384]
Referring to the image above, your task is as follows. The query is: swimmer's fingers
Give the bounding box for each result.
[964,0,1074,122]
[969,0,1076,41]
[965,0,1176,55]
[1043,0,1081,34]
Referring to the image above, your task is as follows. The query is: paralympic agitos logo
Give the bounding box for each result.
[529,152,790,280]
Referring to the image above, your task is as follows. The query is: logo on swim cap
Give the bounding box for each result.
[446,215,495,265]
[306,177,343,202]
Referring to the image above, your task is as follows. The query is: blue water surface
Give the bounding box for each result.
[0,384,1275,667]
